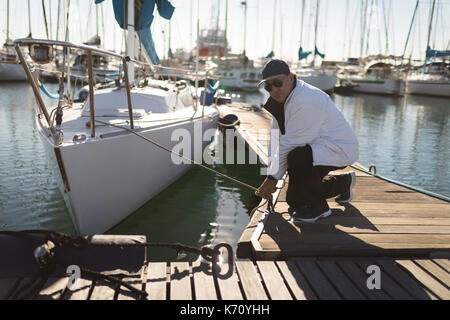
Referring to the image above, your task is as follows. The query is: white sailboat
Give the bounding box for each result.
[340,61,403,96]
[14,0,220,235]
[295,0,338,93]
[404,0,450,98]
[0,0,27,81]
[213,0,262,92]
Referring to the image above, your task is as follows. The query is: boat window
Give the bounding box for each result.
[230,73,234,77]
[223,72,227,76]
[249,73,255,79]
[240,73,247,79]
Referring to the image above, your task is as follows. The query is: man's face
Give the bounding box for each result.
[264,74,294,103]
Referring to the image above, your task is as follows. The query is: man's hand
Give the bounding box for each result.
[256,178,278,200]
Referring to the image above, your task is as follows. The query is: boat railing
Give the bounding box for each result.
[13,38,215,140]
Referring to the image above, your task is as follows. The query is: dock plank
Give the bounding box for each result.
[413,259,450,288]
[146,262,167,300]
[36,277,68,300]
[275,261,317,300]
[377,259,438,300]
[356,259,414,300]
[293,259,341,300]
[315,260,366,300]
[214,263,244,300]
[0,278,21,300]
[192,262,217,300]
[63,278,93,300]
[235,261,268,300]
[170,262,192,300]
[256,261,292,300]
[116,275,144,300]
[395,260,450,299]
[89,279,119,300]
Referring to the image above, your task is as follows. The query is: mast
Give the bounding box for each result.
[6,0,10,42]
[312,0,320,67]
[56,0,61,40]
[272,0,277,55]
[242,0,247,56]
[342,0,349,59]
[28,0,32,38]
[426,0,436,52]
[127,0,135,84]
[224,0,228,55]
[402,0,419,58]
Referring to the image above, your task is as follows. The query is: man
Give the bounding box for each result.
[256,59,359,223]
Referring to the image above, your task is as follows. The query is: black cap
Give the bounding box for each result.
[259,59,291,86]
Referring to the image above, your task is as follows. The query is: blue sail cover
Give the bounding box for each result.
[426,47,450,58]
[95,0,175,65]
[298,47,311,60]
[265,51,275,59]
[314,46,325,58]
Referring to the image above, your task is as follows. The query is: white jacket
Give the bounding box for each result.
[267,79,359,180]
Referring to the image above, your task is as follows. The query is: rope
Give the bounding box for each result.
[351,164,450,202]
[94,120,259,192]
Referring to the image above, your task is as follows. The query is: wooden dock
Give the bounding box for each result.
[1,257,449,300]
[1,103,449,301]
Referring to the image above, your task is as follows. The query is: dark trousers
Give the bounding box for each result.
[286,145,346,208]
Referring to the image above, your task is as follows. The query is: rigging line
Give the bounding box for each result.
[94,119,259,192]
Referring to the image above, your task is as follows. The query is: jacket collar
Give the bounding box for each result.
[262,78,299,135]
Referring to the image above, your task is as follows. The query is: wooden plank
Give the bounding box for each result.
[293,259,341,300]
[316,260,366,300]
[395,260,450,299]
[256,261,292,300]
[0,278,21,300]
[117,275,144,300]
[192,262,217,300]
[146,262,167,301]
[36,277,68,300]
[413,259,450,288]
[267,222,450,235]
[276,261,317,300]
[214,263,244,300]
[357,259,414,300]
[235,261,268,300]
[377,259,438,300]
[336,260,391,300]
[432,259,450,273]
[276,202,450,218]
[170,262,192,300]
[90,279,119,300]
[260,233,450,247]
[63,278,93,300]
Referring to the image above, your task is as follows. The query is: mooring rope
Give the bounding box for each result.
[94,120,259,193]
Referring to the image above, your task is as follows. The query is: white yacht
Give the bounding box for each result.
[15,38,220,235]
[339,62,403,96]
[406,62,450,98]
[296,68,338,93]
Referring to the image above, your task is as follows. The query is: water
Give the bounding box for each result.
[1,82,449,262]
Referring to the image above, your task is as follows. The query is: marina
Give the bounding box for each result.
[1,0,449,303]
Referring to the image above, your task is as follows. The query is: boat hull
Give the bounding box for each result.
[297,74,338,93]
[406,80,450,98]
[39,114,219,235]
[348,78,402,96]
[0,62,27,81]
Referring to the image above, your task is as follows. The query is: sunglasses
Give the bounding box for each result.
[264,79,284,92]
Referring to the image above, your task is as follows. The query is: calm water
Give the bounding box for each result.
[0,82,449,261]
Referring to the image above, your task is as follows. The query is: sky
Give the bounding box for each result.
[1,0,449,63]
